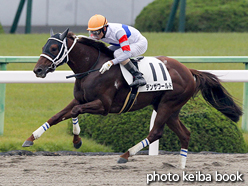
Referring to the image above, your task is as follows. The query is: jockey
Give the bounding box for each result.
[87,14,147,88]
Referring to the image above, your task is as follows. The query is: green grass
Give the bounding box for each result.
[3,83,113,152]
[0,32,248,152]
[144,32,248,56]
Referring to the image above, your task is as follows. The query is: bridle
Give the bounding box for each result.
[40,32,101,79]
[40,36,78,71]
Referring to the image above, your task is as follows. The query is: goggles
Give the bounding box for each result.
[90,29,101,36]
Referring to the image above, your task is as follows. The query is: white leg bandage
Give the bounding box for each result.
[72,117,80,135]
[128,138,150,156]
[179,148,188,169]
[32,122,50,139]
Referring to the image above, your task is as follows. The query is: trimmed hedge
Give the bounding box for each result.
[68,97,246,153]
[135,0,248,32]
[0,22,4,34]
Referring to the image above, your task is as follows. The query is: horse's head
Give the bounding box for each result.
[34,28,75,78]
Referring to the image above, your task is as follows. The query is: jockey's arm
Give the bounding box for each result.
[112,30,131,65]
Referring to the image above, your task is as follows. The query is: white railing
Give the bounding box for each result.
[0,70,248,83]
[0,71,74,83]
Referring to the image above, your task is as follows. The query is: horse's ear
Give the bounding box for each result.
[60,28,69,40]
[50,28,54,36]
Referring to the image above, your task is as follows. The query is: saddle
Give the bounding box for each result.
[120,57,173,92]
[118,56,173,114]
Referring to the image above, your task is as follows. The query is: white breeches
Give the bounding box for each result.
[109,35,148,58]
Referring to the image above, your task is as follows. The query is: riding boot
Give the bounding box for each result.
[124,60,146,87]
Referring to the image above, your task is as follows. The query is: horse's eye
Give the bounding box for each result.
[49,44,59,53]
[51,47,57,52]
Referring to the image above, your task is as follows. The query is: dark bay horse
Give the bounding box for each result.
[22,29,242,169]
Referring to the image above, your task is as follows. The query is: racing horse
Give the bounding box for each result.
[22,29,242,169]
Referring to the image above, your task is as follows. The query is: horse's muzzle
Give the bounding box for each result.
[33,67,48,78]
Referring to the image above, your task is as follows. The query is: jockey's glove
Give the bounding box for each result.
[99,61,113,74]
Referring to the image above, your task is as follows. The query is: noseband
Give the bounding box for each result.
[40,36,78,70]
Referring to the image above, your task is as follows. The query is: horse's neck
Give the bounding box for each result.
[67,40,107,74]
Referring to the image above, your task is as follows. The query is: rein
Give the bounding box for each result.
[66,47,101,79]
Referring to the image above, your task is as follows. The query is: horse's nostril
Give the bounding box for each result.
[34,68,42,74]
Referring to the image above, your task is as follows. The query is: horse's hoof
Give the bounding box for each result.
[73,140,82,149]
[117,157,128,164]
[22,141,34,147]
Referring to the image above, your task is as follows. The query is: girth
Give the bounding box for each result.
[118,87,139,114]
[118,60,140,114]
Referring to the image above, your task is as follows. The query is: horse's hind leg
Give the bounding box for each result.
[117,108,169,164]
[165,111,191,169]
[118,108,190,169]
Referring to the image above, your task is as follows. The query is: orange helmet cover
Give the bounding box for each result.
[87,14,108,31]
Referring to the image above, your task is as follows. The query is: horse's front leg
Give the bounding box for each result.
[70,98,107,143]
[71,99,106,117]
[22,99,80,147]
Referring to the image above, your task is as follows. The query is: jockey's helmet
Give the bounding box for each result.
[87,14,108,31]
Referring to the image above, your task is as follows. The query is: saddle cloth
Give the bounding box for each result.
[120,57,173,92]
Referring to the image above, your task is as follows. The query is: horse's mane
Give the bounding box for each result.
[67,32,114,58]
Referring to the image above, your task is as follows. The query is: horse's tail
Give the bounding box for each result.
[190,69,243,122]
